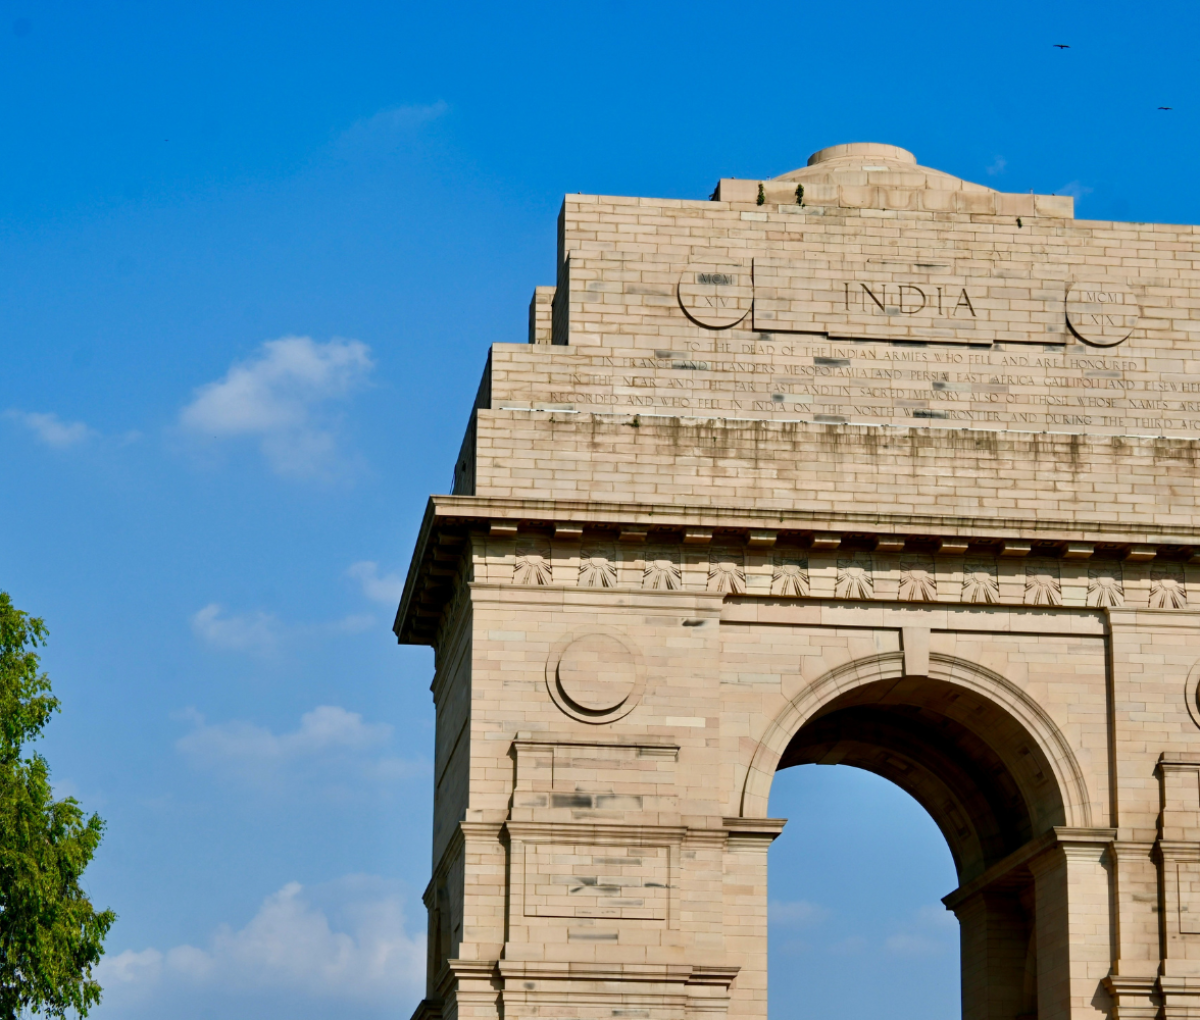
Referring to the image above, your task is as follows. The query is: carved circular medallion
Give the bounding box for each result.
[677,263,751,329]
[546,630,645,724]
[1065,282,1140,347]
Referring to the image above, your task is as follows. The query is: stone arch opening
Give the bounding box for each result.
[777,668,1066,884]
[744,650,1095,1020]
[766,765,961,1020]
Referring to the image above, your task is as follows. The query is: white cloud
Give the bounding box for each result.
[346,561,405,604]
[102,947,164,986]
[770,899,831,926]
[175,705,423,791]
[96,876,425,1008]
[191,603,280,655]
[986,155,1007,176]
[180,336,373,478]
[335,102,449,153]
[178,705,391,769]
[1056,180,1094,200]
[5,409,94,447]
[190,603,378,655]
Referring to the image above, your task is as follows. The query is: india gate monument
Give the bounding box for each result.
[394,142,1200,1020]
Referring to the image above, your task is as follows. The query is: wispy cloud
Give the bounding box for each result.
[346,561,405,604]
[191,604,281,655]
[178,705,390,767]
[179,336,373,479]
[884,931,946,956]
[884,904,958,957]
[96,875,425,1009]
[986,156,1007,176]
[914,903,957,929]
[1056,180,1094,200]
[175,705,423,790]
[189,603,378,657]
[770,899,831,926]
[5,409,94,447]
[334,102,449,153]
[189,599,380,661]
[326,613,377,635]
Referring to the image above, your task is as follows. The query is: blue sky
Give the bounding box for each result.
[0,1,1194,1017]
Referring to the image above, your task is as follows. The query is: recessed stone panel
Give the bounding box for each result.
[523,844,669,921]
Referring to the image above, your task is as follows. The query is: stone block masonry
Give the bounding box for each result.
[398,143,1200,1020]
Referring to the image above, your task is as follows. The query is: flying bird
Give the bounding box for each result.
[1159,106,1173,110]
[1053,43,1070,49]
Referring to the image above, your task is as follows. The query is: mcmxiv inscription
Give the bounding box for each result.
[677,263,750,329]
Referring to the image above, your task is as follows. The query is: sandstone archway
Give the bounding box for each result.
[742,651,1095,1020]
[397,142,1200,1020]
[742,651,1091,880]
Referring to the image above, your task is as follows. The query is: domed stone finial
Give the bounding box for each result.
[719,141,1072,218]
[807,142,917,166]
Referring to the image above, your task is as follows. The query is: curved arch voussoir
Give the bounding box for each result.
[739,651,1091,832]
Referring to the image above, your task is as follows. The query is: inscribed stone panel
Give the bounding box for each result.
[750,256,1062,344]
[523,844,669,920]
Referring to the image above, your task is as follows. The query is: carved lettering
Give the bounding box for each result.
[898,285,927,315]
[513,335,1200,439]
[861,283,886,312]
[842,281,977,319]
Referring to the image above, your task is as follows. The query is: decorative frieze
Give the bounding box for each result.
[898,555,937,602]
[456,527,1200,614]
[643,544,682,590]
[513,538,552,585]
[578,543,617,588]
[961,559,1000,604]
[1152,564,1188,609]
[707,546,746,594]
[835,556,874,599]
[771,553,809,597]
[1024,559,1063,607]
[1087,564,1124,608]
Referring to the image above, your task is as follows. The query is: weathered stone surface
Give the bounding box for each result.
[399,143,1200,1020]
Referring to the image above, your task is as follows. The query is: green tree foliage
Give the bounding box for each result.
[0,593,114,1018]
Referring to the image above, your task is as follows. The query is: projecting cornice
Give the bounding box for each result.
[392,494,1200,646]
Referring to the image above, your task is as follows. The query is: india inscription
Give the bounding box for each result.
[399,142,1200,1020]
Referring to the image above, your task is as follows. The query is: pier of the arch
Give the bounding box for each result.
[756,651,1099,1020]
[396,143,1200,1020]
